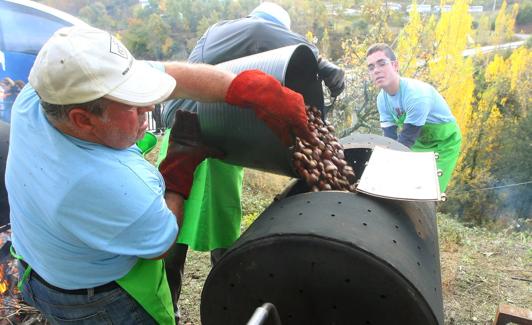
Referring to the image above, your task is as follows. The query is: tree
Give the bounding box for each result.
[78,2,115,30]
[493,1,519,44]
[443,47,532,222]
[427,0,475,139]
[333,0,396,136]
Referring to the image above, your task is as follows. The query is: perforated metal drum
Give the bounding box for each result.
[201,134,444,325]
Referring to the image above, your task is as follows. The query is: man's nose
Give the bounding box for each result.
[373,65,386,74]
[138,105,155,114]
[371,69,383,77]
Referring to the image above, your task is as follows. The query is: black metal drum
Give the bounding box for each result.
[201,134,444,325]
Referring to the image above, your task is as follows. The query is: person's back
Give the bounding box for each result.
[189,17,316,64]
[162,14,317,117]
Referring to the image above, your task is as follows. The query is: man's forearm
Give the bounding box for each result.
[382,125,398,140]
[164,190,185,228]
[164,62,235,103]
[398,123,422,148]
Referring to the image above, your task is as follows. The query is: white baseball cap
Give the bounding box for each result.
[250,2,291,30]
[29,26,176,106]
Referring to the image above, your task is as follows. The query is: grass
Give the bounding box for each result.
[438,215,531,324]
[151,136,532,324]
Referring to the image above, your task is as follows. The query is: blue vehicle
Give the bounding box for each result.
[0,0,86,225]
[0,0,87,122]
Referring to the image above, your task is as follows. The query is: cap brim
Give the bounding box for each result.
[104,61,176,106]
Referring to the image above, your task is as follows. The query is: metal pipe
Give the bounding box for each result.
[246,302,282,325]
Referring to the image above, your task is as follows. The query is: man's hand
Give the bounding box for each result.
[159,110,223,198]
[318,59,345,97]
[224,70,314,146]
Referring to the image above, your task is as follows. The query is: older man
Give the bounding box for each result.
[6,25,312,324]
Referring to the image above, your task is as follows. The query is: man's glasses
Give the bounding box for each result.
[367,59,393,73]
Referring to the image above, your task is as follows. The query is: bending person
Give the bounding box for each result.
[158,2,345,318]
[366,43,461,192]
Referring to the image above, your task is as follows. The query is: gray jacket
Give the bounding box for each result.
[162,16,344,126]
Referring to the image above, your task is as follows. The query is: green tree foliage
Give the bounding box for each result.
[516,1,532,26]
[78,2,114,30]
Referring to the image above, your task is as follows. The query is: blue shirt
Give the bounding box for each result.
[377,77,455,128]
[6,85,178,289]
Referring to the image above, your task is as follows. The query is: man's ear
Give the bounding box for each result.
[392,60,400,72]
[67,108,97,132]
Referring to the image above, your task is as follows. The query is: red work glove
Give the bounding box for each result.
[159,110,223,198]
[225,70,314,146]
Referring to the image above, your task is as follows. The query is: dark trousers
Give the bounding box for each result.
[164,244,227,314]
[152,104,164,133]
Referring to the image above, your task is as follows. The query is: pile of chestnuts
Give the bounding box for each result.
[292,106,356,192]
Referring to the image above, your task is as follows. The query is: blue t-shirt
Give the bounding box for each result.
[377,77,455,128]
[5,85,178,289]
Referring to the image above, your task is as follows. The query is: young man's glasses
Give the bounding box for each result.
[367,59,393,73]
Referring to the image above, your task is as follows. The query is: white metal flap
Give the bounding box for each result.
[357,146,442,201]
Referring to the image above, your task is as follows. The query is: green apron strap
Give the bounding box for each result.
[10,245,32,291]
[411,121,462,192]
[116,259,175,325]
[156,128,172,166]
[136,132,158,156]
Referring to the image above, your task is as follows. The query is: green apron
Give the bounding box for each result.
[411,121,461,193]
[157,129,243,251]
[119,132,175,324]
[387,97,462,193]
[12,250,175,324]
[116,259,175,324]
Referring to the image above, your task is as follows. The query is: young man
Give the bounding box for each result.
[159,2,346,316]
[6,25,312,324]
[366,43,461,192]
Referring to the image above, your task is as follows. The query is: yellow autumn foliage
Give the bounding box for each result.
[493,1,519,44]
[430,0,474,138]
[485,55,505,82]
[396,2,423,76]
[508,47,532,96]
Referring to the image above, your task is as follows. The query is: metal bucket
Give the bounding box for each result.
[163,44,323,176]
[0,121,10,227]
[201,134,444,325]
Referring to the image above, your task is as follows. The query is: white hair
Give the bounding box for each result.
[250,2,291,30]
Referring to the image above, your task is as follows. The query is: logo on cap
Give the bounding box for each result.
[109,35,128,59]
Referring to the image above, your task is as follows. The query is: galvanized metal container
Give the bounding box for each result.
[163,44,323,176]
[201,134,444,325]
